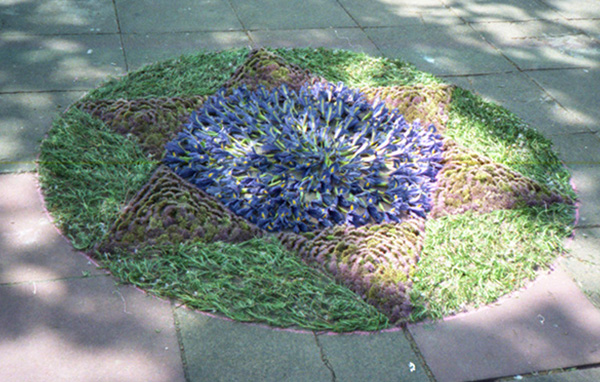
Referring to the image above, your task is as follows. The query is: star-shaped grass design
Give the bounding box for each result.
[69,48,573,325]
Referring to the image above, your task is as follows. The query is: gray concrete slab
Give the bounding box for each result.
[0,173,102,283]
[337,0,462,27]
[229,0,357,30]
[445,0,562,22]
[408,267,600,382]
[317,331,431,382]
[447,72,591,136]
[538,0,600,19]
[0,276,185,382]
[249,27,380,56]
[0,0,118,35]
[528,68,600,132]
[548,132,600,165]
[366,24,516,76]
[471,20,600,70]
[568,165,600,228]
[122,31,250,70]
[567,19,600,42]
[175,308,331,382]
[523,367,600,382]
[115,0,242,34]
[0,92,84,173]
[563,229,600,309]
[0,32,125,92]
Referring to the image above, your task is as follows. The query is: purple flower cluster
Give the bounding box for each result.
[164,82,443,232]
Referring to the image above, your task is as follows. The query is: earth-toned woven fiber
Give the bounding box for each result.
[430,140,566,218]
[277,220,424,323]
[360,84,454,131]
[224,48,318,92]
[77,96,206,159]
[96,165,264,255]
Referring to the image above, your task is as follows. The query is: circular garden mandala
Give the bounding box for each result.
[39,48,576,332]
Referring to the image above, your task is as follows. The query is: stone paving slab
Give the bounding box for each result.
[0,32,125,93]
[250,27,380,55]
[538,0,600,19]
[563,229,600,309]
[122,31,250,70]
[317,331,431,382]
[115,0,242,34]
[528,68,600,131]
[337,0,462,27]
[366,24,516,76]
[175,308,331,382]
[524,367,600,382]
[0,0,118,35]
[445,0,562,22]
[446,72,590,136]
[0,276,185,382]
[568,165,600,228]
[567,19,600,42]
[408,266,600,382]
[0,173,102,283]
[229,0,357,30]
[0,92,84,173]
[471,20,600,70]
[548,132,600,165]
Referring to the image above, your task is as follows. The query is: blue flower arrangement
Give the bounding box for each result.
[164,82,444,233]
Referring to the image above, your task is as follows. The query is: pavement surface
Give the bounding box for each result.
[1,1,599,381]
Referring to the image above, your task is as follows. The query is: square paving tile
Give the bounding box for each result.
[249,28,380,56]
[229,0,357,30]
[538,0,600,19]
[115,0,242,33]
[548,132,600,165]
[366,24,516,76]
[447,72,590,136]
[337,0,462,27]
[528,68,600,132]
[408,266,600,382]
[567,19,600,41]
[0,0,118,34]
[564,228,600,309]
[0,276,185,382]
[445,0,562,22]
[175,308,331,382]
[317,331,431,382]
[0,92,84,173]
[567,164,600,227]
[0,32,125,92]
[0,173,103,283]
[526,367,600,382]
[122,31,250,70]
[471,20,600,70]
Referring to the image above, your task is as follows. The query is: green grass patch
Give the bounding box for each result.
[103,238,390,332]
[410,203,575,321]
[275,48,442,88]
[84,49,250,101]
[38,109,156,250]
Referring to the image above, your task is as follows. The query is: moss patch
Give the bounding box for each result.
[277,220,424,324]
[360,84,454,131]
[97,165,264,254]
[431,140,567,218]
[224,48,317,92]
[76,96,206,160]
